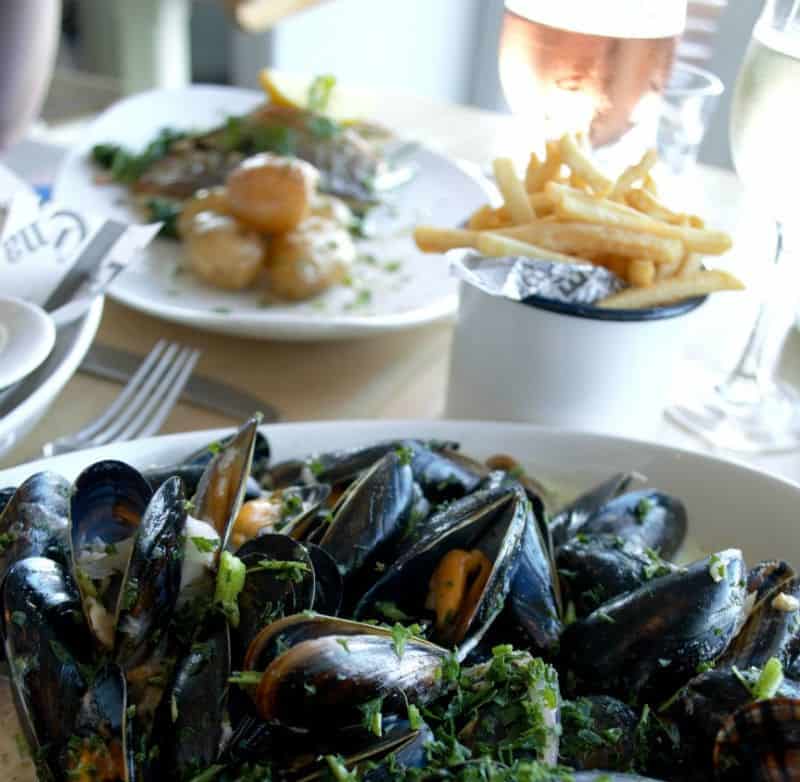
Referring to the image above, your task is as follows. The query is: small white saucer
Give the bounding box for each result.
[0,297,56,390]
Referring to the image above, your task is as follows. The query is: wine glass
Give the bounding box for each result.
[497,0,687,154]
[0,0,62,150]
[669,0,800,452]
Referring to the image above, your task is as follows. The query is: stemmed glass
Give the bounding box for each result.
[669,0,800,452]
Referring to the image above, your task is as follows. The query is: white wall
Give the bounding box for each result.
[264,0,484,104]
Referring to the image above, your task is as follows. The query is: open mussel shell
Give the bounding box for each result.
[508,502,562,653]
[747,560,797,604]
[557,534,678,619]
[549,472,638,549]
[236,533,316,652]
[319,451,414,588]
[713,697,800,781]
[0,471,71,581]
[69,460,153,649]
[114,476,187,670]
[561,550,746,700]
[251,483,331,547]
[242,614,448,733]
[577,489,687,560]
[192,415,260,550]
[0,486,14,515]
[2,557,93,780]
[67,663,132,782]
[152,618,231,778]
[355,485,525,656]
[720,575,800,673]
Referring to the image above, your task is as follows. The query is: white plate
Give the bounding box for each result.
[2,419,798,565]
[54,86,490,341]
[0,297,56,389]
[0,297,103,460]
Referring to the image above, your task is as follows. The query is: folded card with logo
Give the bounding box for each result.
[0,181,160,327]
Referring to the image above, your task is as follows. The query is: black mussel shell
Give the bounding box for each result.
[508,505,562,653]
[561,550,746,700]
[666,667,800,777]
[192,416,260,549]
[355,486,526,656]
[0,472,71,580]
[114,476,187,670]
[69,461,153,649]
[2,557,93,780]
[153,618,231,778]
[549,473,638,549]
[236,533,316,653]
[714,697,800,781]
[404,441,483,503]
[307,543,343,616]
[560,696,639,771]
[319,451,414,589]
[254,483,331,547]
[242,615,447,733]
[720,575,800,673]
[557,534,678,619]
[577,489,687,560]
[747,560,796,604]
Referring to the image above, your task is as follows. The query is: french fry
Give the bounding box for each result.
[476,233,587,264]
[546,182,732,254]
[493,158,535,223]
[528,191,554,216]
[594,254,629,278]
[627,259,656,287]
[496,221,685,265]
[468,205,512,231]
[598,270,745,309]
[414,226,479,253]
[524,151,542,189]
[643,174,658,195]
[559,133,614,196]
[611,149,658,199]
[625,188,704,228]
[678,253,703,277]
[655,256,682,281]
[526,140,562,192]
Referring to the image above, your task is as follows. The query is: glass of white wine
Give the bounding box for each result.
[670,0,800,452]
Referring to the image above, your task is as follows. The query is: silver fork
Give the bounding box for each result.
[43,340,201,456]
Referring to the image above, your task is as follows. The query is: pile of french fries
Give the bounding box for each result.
[414,133,744,309]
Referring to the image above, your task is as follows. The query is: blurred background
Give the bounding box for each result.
[46,0,758,170]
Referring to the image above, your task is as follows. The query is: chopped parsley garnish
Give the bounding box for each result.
[307,74,337,113]
[358,696,384,737]
[248,559,311,583]
[634,497,654,523]
[190,537,218,554]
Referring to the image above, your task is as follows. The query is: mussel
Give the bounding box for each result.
[2,557,94,780]
[561,550,746,700]
[69,460,153,649]
[0,471,71,581]
[241,614,448,733]
[355,486,526,655]
[714,697,800,781]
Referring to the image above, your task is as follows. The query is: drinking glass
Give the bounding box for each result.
[657,62,724,174]
[669,0,800,452]
[0,0,62,150]
[497,0,687,149]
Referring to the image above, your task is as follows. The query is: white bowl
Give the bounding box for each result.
[445,281,705,440]
[1,419,798,565]
[0,297,56,389]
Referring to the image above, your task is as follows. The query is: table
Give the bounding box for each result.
[2,84,799,486]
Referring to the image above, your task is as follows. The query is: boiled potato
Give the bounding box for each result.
[185,211,266,290]
[267,216,355,301]
[178,186,230,238]
[226,153,319,234]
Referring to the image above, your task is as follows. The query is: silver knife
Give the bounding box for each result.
[80,343,279,422]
